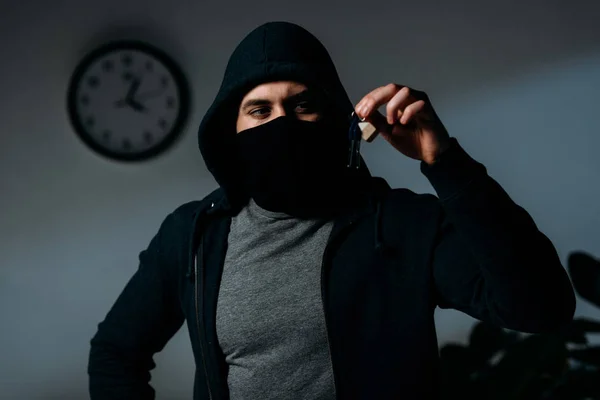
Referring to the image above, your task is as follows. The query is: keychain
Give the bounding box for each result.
[347,111,379,169]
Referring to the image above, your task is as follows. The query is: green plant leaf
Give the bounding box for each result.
[549,367,600,399]
[558,317,600,345]
[484,334,568,400]
[469,321,513,365]
[569,346,600,366]
[568,251,600,308]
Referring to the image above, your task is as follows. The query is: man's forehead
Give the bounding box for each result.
[242,81,309,100]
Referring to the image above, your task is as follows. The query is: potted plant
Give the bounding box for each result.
[439,251,600,399]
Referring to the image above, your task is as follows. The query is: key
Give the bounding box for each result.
[347,111,363,169]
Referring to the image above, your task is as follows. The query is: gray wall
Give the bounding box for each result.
[1,0,599,398]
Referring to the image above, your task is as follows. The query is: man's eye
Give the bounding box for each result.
[295,102,315,113]
[249,107,270,117]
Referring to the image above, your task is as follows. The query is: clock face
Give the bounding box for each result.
[67,41,190,161]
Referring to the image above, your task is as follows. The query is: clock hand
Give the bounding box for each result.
[115,77,145,109]
[127,99,148,113]
[125,77,142,101]
[135,86,166,102]
[114,98,148,112]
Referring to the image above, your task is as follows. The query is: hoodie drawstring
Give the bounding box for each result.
[374,199,385,254]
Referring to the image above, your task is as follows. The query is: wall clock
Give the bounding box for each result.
[67,40,190,161]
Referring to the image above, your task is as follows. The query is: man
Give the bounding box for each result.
[88,21,576,399]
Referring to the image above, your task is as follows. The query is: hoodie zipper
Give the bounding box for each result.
[321,216,363,399]
[321,219,357,399]
[321,247,338,399]
[194,242,214,400]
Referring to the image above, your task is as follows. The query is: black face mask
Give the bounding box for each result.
[234,115,356,218]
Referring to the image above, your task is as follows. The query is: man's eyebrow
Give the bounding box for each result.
[240,89,316,111]
[240,98,271,111]
[285,89,312,103]
[287,89,327,108]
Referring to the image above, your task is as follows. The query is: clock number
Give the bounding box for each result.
[166,96,175,109]
[144,131,153,143]
[121,54,133,67]
[88,76,99,88]
[102,60,114,72]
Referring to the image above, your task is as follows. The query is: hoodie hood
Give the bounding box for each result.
[198,21,372,212]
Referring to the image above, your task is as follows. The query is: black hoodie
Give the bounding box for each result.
[89,21,576,400]
[197,21,372,213]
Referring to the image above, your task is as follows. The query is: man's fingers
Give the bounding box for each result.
[399,100,426,125]
[385,86,412,124]
[355,83,404,120]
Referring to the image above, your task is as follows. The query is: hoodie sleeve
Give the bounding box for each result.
[420,137,576,333]
[88,211,185,400]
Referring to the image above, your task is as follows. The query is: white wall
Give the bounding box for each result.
[1,0,599,398]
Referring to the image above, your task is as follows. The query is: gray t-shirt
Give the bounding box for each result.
[215,198,336,400]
